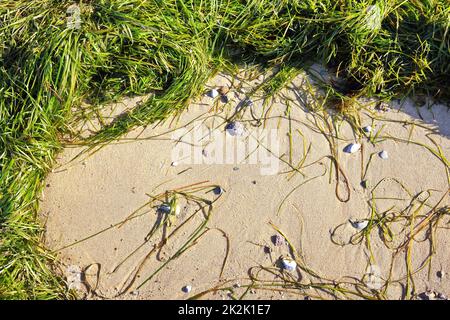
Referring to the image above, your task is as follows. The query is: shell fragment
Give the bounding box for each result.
[182,285,192,293]
[208,89,219,98]
[362,126,372,133]
[378,150,388,159]
[225,121,245,136]
[350,219,369,230]
[343,143,361,154]
[281,257,297,272]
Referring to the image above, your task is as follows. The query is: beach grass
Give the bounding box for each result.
[0,0,449,299]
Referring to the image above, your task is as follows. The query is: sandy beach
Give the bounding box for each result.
[40,71,450,300]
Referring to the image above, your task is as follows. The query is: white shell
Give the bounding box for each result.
[208,89,219,98]
[182,285,192,293]
[379,150,388,159]
[281,258,297,272]
[362,126,372,133]
[343,143,361,154]
[171,161,178,167]
[350,220,369,230]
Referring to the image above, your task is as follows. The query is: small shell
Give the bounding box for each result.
[182,285,192,293]
[208,89,219,98]
[171,161,178,167]
[418,290,447,300]
[350,219,369,230]
[343,143,361,154]
[281,258,297,272]
[158,203,180,215]
[225,121,245,136]
[158,203,171,213]
[362,126,372,133]
[378,150,388,159]
[220,95,229,103]
[360,180,369,189]
[213,186,223,195]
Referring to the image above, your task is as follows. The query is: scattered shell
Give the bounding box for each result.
[281,257,297,272]
[350,219,369,230]
[362,126,372,133]
[158,203,171,213]
[158,203,180,215]
[378,150,388,160]
[218,86,229,96]
[220,95,229,103]
[418,290,447,300]
[360,180,369,189]
[225,121,245,136]
[272,234,284,246]
[171,161,178,167]
[343,143,361,154]
[437,270,445,279]
[130,290,140,296]
[202,149,208,157]
[213,186,223,195]
[182,285,192,293]
[207,89,219,98]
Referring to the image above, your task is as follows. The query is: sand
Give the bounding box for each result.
[40,71,450,300]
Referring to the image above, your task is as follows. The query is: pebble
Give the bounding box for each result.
[272,234,284,246]
[378,150,388,159]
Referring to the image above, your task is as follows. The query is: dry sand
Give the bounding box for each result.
[40,71,450,300]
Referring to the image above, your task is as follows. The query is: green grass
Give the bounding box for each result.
[0,0,449,299]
